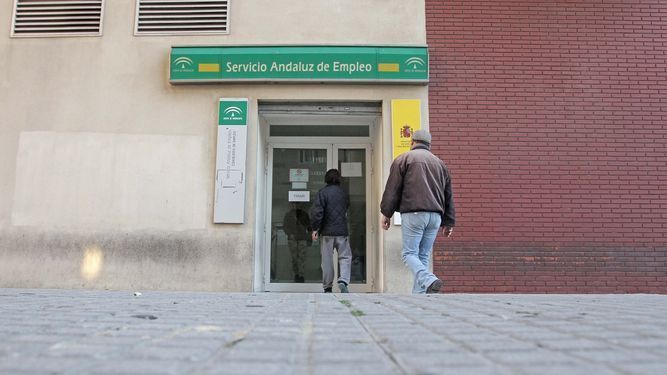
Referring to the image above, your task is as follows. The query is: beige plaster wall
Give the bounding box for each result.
[0,0,426,292]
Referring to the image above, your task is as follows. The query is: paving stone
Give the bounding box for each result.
[312,362,401,375]
[85,359,191,375]
[199,360,296,375]
[396,351,491,368]
[122,345,215,361]
[515,363,620,375]
[0,356,89,373]
[482,349,585,366]
[565,348,664,363]
[614,362,667,375]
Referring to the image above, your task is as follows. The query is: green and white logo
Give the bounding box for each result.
[405,56,427,73]
[218,99,248,126]
[224,106,243,117]
[172,56,194,73]
[406,57,425,69]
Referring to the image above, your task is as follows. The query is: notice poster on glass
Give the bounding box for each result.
[288,191,310,202]
[289,168,309,182]
[341,162,362,177]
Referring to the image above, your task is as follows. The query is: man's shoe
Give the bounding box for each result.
[426,279,443,294]
[324,287,332,293]
[338,282,349,293]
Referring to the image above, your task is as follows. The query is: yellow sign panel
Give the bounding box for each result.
[391,99,422,159]
[378,63,400,72]
[198,63,220,73]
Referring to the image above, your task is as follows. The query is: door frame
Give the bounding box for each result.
[333,143,374,292]
[263,141,373,292]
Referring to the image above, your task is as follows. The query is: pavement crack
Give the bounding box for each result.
[337,295,410,375]
[304,294,319,375]
[224,335,245,348]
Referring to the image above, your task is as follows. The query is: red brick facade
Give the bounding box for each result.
[426,1,667,292]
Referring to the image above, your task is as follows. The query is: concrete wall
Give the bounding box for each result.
[0,1,426,291]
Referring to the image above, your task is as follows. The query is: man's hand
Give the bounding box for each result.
[441,226,453,237]
[311,231,318,241]
[381,215,391,230]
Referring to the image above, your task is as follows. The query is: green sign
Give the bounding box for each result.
[218,99,248,126]
[170,46,428,84]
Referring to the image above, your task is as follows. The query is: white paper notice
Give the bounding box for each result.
[288,191,310,202]
[341,162,362,177]
[291,182,307,190]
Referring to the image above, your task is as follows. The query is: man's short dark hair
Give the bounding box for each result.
[324,169,342,185]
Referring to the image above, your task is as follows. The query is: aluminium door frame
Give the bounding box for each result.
[264,141,373,292]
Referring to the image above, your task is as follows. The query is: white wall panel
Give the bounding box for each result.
[13,131,208,231]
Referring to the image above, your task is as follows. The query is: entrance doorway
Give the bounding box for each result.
[258,102,380,292]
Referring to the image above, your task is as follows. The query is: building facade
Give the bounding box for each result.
[1,0,430,292]
[427,0,667,293]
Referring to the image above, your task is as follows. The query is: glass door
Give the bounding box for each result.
[265,143,371,292]
[267,145,329,291]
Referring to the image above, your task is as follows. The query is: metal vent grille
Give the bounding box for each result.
[11,0,104,37]
[136,0,229,35]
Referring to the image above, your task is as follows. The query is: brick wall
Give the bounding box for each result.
[426,0,667,292]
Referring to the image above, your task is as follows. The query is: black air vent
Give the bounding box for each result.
[136,0,229,35]
[12,0,104,37]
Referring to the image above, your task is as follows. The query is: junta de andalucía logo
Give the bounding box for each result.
[172,56,194,72]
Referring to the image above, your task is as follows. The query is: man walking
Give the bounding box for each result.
[380,129,455,294]
[310,169,352,293]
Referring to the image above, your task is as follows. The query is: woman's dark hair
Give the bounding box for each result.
[324,169,342,185]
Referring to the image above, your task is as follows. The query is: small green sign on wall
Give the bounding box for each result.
[214,98,249,224]
[218,99,248,126]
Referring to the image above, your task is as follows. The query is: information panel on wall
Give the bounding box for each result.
[214,98,248,224]
[170,46,428,84]
[391,99,422,159]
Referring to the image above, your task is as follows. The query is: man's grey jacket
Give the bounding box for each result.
[380,144,456,227]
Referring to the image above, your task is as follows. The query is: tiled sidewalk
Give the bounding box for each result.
[0,289,665,374]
